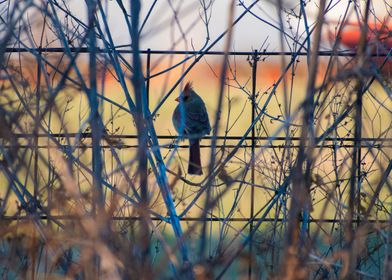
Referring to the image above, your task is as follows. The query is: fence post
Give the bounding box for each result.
[356,88,362,229]
[249,49,258,279]
[146,48,151,107]
[87,0,103,213]
[140,48,152,263]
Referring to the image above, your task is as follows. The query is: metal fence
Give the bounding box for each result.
[2,42,392,278]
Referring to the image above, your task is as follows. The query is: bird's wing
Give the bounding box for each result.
[185,102,211,135]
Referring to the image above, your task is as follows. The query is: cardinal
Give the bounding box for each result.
[326,19,392,74]
[172,82,211,175]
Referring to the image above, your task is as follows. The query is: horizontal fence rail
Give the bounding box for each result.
[4,47,392,57]
[3,215,391,223]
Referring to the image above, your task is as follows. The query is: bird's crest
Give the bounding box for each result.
[183,81,193,96]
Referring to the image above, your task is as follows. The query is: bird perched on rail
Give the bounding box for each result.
[172,82,211,175]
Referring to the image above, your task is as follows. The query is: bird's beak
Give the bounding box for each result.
[175,96,180,102]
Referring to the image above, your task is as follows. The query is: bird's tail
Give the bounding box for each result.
[188,139,202,175]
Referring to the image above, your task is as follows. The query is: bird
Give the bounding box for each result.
[325,19,392,74]
[172,82,211,175]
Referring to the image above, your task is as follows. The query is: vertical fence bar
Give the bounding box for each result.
[34,49,41,201]
[146,48,151,107]
[355,84,363,275]
[139,50,149,214]
[87,1,103,277]
[249,50,258,279]
[87,0,103,212]
[356,91,362,229]
[347,72,363,276]
[355,80,363,264]
[140,48,151,264]
[349,1,370,274]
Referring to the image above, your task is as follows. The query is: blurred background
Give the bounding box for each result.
[0,0,391,279]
